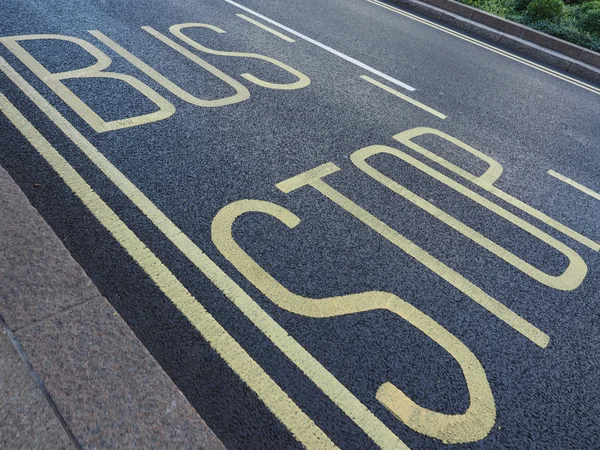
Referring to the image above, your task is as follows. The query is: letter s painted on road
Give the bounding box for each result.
[212,199,496,444]
[170,23,310,90]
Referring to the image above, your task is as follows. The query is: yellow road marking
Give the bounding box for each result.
[169,23,310,90]
[393,128,600,251]
[276,163,550,349]
[89,29,251,107]
[0,34,176,132]
[237,14,296,42]
[367,0,600,96]
[213,199,496,445]
[0,93,336,450]
[0,57,406,450]
[548,170,600,201]
[352,144,588,291]
[360,75,447,119]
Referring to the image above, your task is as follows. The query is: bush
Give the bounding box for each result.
[465,0,518,14]
[455,0,600,50]
[580,8,600,33]
[515,0,533,11]
[528,18,600,49]
[527,0,565,20]
[472,0,516,15]
[581,1,600,13]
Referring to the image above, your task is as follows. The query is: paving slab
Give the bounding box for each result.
[0,163,95,331]
[0,163,225,449]
[0,327,74,450]
[15,296,225,450]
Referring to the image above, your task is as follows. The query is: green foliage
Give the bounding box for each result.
[527,18,600,48]
[581,1,600,13]
[462,0,516,15]
[526,0,564,21]
[515,0,533,11]
[580,7,600,33]
[454,0,600,50]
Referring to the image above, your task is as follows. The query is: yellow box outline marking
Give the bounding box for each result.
[0,57,407,450]
[367,0,600,96]
[237,14,296,43]
[548,170,600,202]
[360,75,447,119]
[0,93,336,450]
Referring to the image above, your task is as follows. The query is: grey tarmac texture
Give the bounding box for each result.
[0,163,224,449]
[1,0,599,448]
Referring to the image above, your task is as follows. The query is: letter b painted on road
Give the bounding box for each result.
[0,34,175,132]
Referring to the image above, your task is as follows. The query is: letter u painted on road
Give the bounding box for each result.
[212,198,496,444]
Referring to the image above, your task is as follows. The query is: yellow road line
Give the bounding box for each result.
[361,75,447,119]
[367,0,600,96]
[548,170,600,201]
[0,57,408,450]
[212,199,497,445]
[237,14,296,42]
[0,93,336,450]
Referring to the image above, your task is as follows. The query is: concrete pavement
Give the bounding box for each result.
[0,163,224,449]
[0,324,75,449]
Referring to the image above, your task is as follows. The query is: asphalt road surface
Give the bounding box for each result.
[1,0,600,448]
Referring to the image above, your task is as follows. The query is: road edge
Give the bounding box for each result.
[385,0,600,85]
[0,162,225,450]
